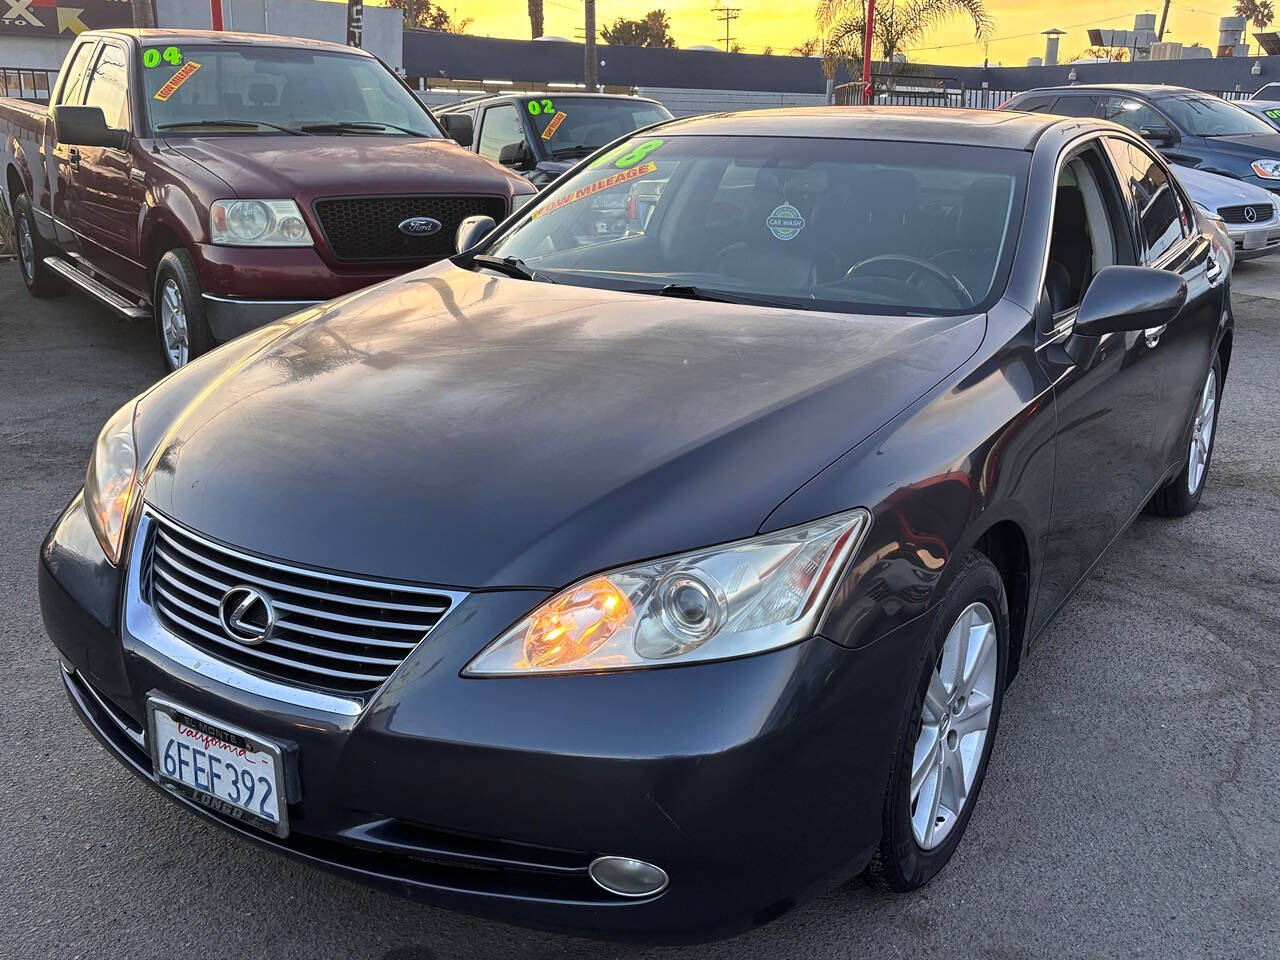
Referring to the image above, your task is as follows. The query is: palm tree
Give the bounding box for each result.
[816,0,992,82]
[1235,0,1274,47]
[528,0,544,39]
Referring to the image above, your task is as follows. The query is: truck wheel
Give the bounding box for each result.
[153,249,214,373]
[13,193,67,297]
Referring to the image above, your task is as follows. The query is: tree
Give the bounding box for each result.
[1236,0,1276,33]
[600,9,677,47]
[1071,45,1128,62]
[528,0,544,39]
[816,0,992,80]
[386,0,472,32]
[790,37,821,56]
[762,44,774,54]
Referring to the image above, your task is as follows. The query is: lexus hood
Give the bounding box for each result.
[139,264,983,589]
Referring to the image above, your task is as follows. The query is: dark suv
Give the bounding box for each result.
[1003,83,1280,193]
[436,92,671,187]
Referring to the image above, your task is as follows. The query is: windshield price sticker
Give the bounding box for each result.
[526,98,556,116]
[153,61,201,101]
[531,161,657,219]
[143,46,184,69]
[541,111,568,140]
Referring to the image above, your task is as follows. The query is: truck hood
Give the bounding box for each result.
[140,264,984,590]
[165,134,527,199]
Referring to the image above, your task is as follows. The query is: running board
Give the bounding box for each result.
[42,256,149,320]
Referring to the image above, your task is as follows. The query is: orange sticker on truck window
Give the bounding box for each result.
[530,161,657,219]
[153,61,201,101]
[541,110,567,140]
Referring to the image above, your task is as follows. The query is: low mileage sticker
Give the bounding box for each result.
[541,110,568,140]
[530,161,658,219]
[153,61,201,101]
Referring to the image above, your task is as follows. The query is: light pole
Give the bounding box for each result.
[584,0,598,91]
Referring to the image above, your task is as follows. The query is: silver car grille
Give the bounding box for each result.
[142,510,460,695]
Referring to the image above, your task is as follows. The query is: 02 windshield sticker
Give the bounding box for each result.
[143,46,184,69]
[526,98,556,116]
[153,61,201,101]
[530,161,658,219]
[766,203,806,240]
[541,110,568,140]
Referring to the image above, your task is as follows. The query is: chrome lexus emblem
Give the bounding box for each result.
[398,216,442,236]
[217,585,276,645]
[1245,206,1258,222]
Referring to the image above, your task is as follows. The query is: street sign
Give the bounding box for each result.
[0,0,133,38]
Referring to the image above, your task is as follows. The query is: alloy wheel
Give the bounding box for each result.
[160,278,189,369]
[17,213,35,280]
[1187,368,1217,495]
[910,601,998,850]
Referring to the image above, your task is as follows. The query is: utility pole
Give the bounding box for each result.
[1157,0,1172,41]
[712,4,741,52]
[584,0,598,92]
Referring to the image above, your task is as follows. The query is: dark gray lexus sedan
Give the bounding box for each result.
[40,108,1232,942]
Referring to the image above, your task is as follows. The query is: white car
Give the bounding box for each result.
[1173,164,1280,262]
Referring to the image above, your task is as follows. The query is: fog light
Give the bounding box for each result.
[588,856,669,897]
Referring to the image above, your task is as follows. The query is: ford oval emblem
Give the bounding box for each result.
[398,216,442,236]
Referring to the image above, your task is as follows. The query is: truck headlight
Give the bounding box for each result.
[464,508,870,676]
[84,401,139,564]
[210,200,313,246]
[1251,159,1280,179]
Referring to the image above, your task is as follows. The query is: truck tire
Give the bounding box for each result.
[13,192,67,297]
[153,248,214,373]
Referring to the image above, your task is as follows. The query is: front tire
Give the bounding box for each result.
[1147,355,1222,518]
[13,192,67,297]
[871,551,1009,892]
[153,248,214,373]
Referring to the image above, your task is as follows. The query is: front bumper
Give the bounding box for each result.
[1224,219,1280,260]
[39,495,920,942]
[201,294,323,341]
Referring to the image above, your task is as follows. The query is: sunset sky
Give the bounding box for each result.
[439,1,1236,68]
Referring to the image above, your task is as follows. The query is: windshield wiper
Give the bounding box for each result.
[641,283,807,310]
[299,121,422,136]
[550,145,598,160]
[155,119,304,136]
[470,255,556,283]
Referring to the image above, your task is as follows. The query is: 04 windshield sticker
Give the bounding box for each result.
[541,110,568,140]
[530,161,658,219]
[153,61,201,101]
[143,46,184,68]
[766,203,806,240]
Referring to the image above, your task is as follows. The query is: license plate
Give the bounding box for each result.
[146,696,288,837]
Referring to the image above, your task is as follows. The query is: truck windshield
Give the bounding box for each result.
[482,135,1028,316]
[522,97,672,159]
[141,44,442,137]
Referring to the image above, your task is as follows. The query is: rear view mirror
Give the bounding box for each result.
[455,215,496,253]
[498,141,532,169]
[1069,265,1186,362]
[440,113,473,147]
[54,105,127,150]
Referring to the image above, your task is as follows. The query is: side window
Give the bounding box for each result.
[56,42,97,107]
[82,43,130,132]
[1105,139,1189,262]
[1099,97,1165,136]
[1012,97,1055,113]
[1049,96,1101,118]
[477,104,526,162]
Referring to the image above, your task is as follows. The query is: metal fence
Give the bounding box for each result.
[1,67,56,102]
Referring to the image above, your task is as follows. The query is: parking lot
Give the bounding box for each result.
[2,257,1278,958]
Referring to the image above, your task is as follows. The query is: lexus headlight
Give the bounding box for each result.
[210,199,313,246]
[1252,159,1280,179]
[84,401,139,564]
[465,509,870,676]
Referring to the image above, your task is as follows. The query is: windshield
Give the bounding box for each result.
[1156,95,1274,137]
[523,96,672,160]
[483,135,1028,315]
[142,44,442,137]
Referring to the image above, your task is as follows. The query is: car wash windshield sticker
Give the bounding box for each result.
[526,98,556,116]
[766,202,806,241]
[153,61,201,101]
[531,161,658,219]
[541,111,568,140]
[143,46,184,69]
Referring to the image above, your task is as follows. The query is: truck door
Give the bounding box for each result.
[69,39,147,295]
[47,38,98,249]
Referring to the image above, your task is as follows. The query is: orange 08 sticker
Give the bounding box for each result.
[153,61,201,101]
[530,161,657,219]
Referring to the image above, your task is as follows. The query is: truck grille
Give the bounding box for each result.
[143,512,459,695]
[1217,203,1274,224]
[313,194,508,263]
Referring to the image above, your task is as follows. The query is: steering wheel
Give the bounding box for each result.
[843,254,973,305]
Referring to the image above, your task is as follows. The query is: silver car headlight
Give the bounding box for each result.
[1251,159,1280,179]
[464,508,870,676]
[84,401,139,564]
[210,199,313,246]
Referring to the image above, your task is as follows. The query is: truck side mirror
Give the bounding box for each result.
[440,113,473,147]
[54,105,128,150]
[498,141,532,169]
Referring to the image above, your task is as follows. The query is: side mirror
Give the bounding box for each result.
[1068,265,1186,362]
[1139,123,1178,145]
[498,141,532,169]
[54,105,127,150]
[440,113,473,147]
[455,214,496,253]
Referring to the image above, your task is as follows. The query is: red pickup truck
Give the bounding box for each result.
[1,28,534,370]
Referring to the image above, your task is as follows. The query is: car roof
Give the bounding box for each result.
[1016,83,1201,99]
[438,92,664,112]
[652,107,1060,150]
[83,28,366,57]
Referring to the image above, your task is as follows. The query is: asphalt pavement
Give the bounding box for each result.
[1,261,1277,959]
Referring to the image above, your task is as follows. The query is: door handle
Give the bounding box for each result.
[1144,324,1168,349]
[1206,252,1223,285]
[68,148,81,168]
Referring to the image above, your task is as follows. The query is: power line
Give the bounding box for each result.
[907,12,1136,53]
[711,4,741,52]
